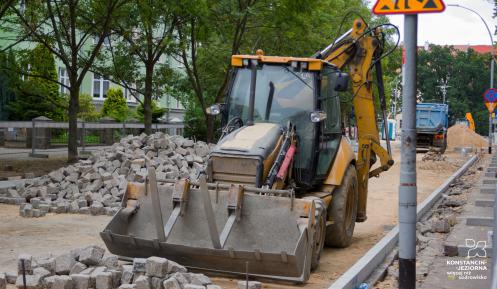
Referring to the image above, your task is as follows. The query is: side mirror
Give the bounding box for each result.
[334,72,349,92]
[206,104,222,115]
[310,111,327,123]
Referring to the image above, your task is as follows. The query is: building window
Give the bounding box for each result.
[123,83,136,102]
[93,74,109,99]
[58,67,69,94]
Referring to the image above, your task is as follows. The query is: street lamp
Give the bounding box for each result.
[448,4,495,153]
[437,78,451,104]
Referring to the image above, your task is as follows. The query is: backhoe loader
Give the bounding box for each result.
[101,19,395,283]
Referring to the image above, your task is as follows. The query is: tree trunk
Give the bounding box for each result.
[206,114,214,143]
[143,65,153,135]
[67,88,79,163]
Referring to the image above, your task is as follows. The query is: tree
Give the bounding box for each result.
[417,45,494,135]
[7,43,65,120]
[97,0,180,135]
[0,0,14,21]
[102,88,128,122]
[0,50,18,120]
[135,100,167,123]
[174,0,373,142]
[7,0,127,162]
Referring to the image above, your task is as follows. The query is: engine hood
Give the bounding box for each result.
[212,123,282,159]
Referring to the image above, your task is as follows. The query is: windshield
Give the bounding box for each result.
[228,65,315,125]
[227,64,316,173]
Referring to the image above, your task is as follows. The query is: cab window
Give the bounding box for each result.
[320,70,342,134]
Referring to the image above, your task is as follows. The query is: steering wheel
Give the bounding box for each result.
[220,117,244,139]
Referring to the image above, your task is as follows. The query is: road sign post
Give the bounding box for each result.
[484,88,497,154]
[373,1,445,289]
[398,14,417,289]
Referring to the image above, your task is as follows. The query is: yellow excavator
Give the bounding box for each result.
[101,19,395,282]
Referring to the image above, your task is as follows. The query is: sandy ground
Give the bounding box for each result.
[0,206,110,272]
[214,146,467,289]
[0,145,469,289]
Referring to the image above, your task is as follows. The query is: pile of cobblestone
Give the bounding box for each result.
[0,245,231,289]
[0,133,210,217]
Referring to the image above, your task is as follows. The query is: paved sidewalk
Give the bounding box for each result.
[0,179,24,189]
[0,146,108,160]
[418,154,494,288]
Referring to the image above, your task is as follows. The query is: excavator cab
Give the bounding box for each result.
[209,53,349,188]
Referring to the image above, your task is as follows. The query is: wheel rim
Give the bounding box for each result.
[313,212,326,265]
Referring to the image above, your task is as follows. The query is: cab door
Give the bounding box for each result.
[314,69,343,181]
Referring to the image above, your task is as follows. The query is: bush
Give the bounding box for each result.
[78,93,100,121]
[101,88,128,122]
[135,100,167,123]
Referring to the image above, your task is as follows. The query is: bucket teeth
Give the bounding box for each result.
[101,168,317,282]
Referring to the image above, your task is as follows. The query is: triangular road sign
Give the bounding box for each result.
[485,102,497,113]
[373,0,445,15]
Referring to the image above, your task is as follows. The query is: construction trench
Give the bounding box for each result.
[0,123,490,289]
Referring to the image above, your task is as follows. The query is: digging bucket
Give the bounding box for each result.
[100,168,317,283]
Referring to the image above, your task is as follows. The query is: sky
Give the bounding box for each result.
[368,0,496,46]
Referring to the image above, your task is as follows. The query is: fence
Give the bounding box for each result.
[0,117,184,157]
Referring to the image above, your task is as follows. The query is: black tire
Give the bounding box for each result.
[325,165,358,248]
[440,138,447,154]
[308,199,326,271]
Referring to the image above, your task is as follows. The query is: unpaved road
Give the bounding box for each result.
[0,145,468,289]
[212,148,467,289]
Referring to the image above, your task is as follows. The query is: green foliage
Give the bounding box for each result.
[417,45,495,135]
[0,50,19,120]
[77,94,100,121]
[102,88,128,122]
[183,102,207,140]
[175,0,381,141]
[135,100,167,123]
[7,44,65,121]
[95,0,181,133]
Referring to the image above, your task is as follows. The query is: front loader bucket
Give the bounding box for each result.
[100,169,316,283]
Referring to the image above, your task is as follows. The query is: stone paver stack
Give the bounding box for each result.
[1,246,226,289]
[0,133,210,218]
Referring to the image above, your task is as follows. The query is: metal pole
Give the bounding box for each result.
[488,59,495,154]
[31,119,35,156]
[81,121,86,153]
[399,14,417,289]
[490,112,493,154]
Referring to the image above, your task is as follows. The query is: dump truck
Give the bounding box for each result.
[416,103,449,153]
[101,19,395,283]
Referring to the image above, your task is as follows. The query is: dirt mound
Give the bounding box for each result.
[447,124,487,150]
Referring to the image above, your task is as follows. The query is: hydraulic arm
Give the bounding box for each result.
[317,19,394,221]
